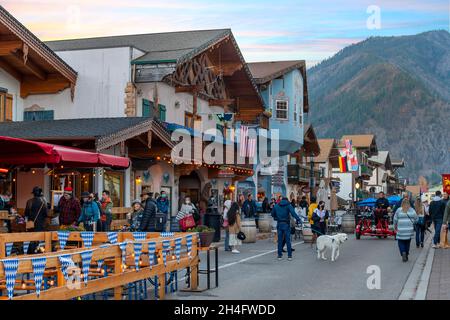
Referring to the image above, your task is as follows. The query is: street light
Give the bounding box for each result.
[355,182,361,189]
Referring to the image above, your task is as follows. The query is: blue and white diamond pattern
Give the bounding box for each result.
[148,242,156,269]
[57,231,70,250]
[133,232,147,241]
[160,232,174,238]
[31,257,47,297]
[107,232,118,244]
[80,232,94,248]
[23,241,30,255]
[3,259,19,299]
[80,250,93,285]
[186,234,193,258]
[174,238,182,263]
[162,240,171,267]
[119,242,128,266]
[5,242,13,256]
[133,242,143,271]
[58,254,75,280]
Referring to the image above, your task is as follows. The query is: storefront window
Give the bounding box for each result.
[103,171,124,207]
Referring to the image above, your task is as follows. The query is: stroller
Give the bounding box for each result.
[293,208,308,240]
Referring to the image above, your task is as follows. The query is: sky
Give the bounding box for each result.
[3,0,449,66]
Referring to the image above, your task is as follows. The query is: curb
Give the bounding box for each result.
[398,233,435,300]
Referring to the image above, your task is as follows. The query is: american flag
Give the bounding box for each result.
[239,125,248,157]
[345,139,353,155]
[247,137,256,158]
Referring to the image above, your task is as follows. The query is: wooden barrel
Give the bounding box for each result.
[302,224,313,243]
[241,219,257,243]
[341,212,355,233]
[258,214,272,233]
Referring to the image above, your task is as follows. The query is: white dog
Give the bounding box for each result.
[316,233,348,262]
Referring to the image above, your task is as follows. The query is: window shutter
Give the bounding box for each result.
[158,104,166,122]
[142,99,155,117]
[5,94,13,121]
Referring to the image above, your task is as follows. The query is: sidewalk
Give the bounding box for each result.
[426,248,450,300]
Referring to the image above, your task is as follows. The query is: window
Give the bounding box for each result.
[24,110,54,121]
[158,104,166,122]
[142,99,154,117]
[275,100,288,120]
[0,92,13,122]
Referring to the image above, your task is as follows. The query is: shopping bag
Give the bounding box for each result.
[439,226,449,249]
[179,214,196,231]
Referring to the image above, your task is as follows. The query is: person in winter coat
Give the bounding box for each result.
[176,197,198,231]
[414,197,427,248]
[227,202,242,254]
[78,192,100,231]
[242,194,257,218]
[262,197,270,213]
[127,199,144,231]
[312,201,329,240]
[394,199,417,262]
[24,186,49,232]
[140,188,157,232]
[307,196,318,226]
[223,200,232,251]
[57,187,81,227]
[156,190,170,214]
[429,191,446,248]
[271,197,301,260]
[100,190,113,232]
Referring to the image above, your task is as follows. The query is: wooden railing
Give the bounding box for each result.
[0,232,199,300]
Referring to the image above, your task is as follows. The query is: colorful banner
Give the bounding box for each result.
[57,231,70,250]
[80,232,94,248]
[58,254,75,280]
[107,232,118,244]
[160,232,174,238]
[80,250,93,285]
[119,242,128,266]
[443,174,450,195]
[3,259,19,299]
[339,155,348,173]
[186,234,193,258]
[31,257,47,297]
[134,242,143,271]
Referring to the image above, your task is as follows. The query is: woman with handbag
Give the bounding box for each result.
[176,197,197,231]
[24,186,48,232]
[394,199,418,262]
[223,200,232,251]
[227,202,242,254]
[414,197,426,248]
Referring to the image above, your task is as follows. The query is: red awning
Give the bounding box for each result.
[0,136,130,168]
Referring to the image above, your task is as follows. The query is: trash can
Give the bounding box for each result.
[205,213,221,242]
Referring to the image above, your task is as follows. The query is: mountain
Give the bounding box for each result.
[308,30,450,183]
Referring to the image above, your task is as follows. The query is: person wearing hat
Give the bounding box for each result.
[139,187,157,232]
[24,186,49,232]
[57,187,81,227]
[127,199,144,231]
[77,191,100,231]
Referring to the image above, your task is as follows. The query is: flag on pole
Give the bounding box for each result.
[239,125,248,157]
[31,257,47,297]
[247,137,257,158]
[345,139,353,155]
[339,155,348,173]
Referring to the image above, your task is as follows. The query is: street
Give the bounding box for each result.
[172,233,429,300]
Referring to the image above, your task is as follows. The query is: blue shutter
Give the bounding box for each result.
[158,104,166,122]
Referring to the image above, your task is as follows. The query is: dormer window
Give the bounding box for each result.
[275,100,288,120]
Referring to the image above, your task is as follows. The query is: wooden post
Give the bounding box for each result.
[56,268,65,289]
[0,237,5,259]
[158,272,166,300]
[113,256,123,300]
[45,232,52,253]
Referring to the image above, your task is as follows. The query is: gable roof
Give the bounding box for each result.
[314,139,336,163]
[248,60,309,113]
[46,29,230,65]
[0,117,174,151]
[340,134,376,148]
[369,151,392,170]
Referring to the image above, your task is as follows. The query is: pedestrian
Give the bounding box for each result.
[269,198,276,211]
[176,196,198,231]
[242,194,257,218]
[290,198,297,208]
[140,187,157,232]
[299,196,309,216]
[156,190,170,226]
[414,197,426,248]
[262,196,270,213]
[307,196,318,226]
[100,190,113,232]
[443,192,449,206]
[227,202,242,254]
[127,199,144,231]
[24,186,48,232]
[78,192,100,231]
[223,200,232,251]
[238,194,245,208]
[312,201,329,240]
[429,191,446,248]
[394,199,417,262]
[442,199,450,247]
[271,197,301,261]
[56,187,81,227]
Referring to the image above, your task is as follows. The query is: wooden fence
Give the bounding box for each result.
[0,232,199,300]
